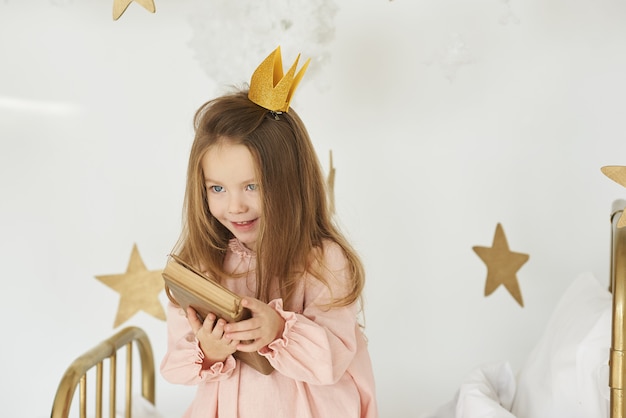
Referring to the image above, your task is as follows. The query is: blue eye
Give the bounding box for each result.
[210,185,224,193]
[246,184,258,191]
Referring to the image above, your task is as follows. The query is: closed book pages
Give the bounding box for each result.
[162,255,274,375]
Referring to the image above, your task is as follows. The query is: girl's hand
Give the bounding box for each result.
[223,297,285,353]
[186,307,239,365]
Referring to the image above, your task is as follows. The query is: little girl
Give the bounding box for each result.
[160,47,378,418]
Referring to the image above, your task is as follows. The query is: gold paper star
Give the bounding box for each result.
[96,243,165,327]
[602,165,626,228]
[113,0,156,21]
[473,223,529,307]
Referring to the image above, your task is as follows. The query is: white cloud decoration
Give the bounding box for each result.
[186,0,339,90]
[425,32,474,82]
[498,0,520,25]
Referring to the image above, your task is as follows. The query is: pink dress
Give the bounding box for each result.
[160,239,378,418]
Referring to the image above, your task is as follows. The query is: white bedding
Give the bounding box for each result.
[122,395,164,418]
[423,362,517,418]
[424,272,611,418]
[97,394,164,418]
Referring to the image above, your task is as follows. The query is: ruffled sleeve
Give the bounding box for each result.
[258,242,361,385]
[160,301,236,384]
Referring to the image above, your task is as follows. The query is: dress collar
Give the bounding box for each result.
[228,239,255,258]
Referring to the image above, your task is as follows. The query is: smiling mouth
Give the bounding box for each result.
[231,219,258,229]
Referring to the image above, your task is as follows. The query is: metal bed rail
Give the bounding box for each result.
[50,326,155,418]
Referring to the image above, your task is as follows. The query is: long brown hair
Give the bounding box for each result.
[174,90,364,309]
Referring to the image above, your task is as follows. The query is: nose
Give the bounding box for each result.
[228,192,247,214]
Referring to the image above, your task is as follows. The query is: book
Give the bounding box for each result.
[162,254,274,375]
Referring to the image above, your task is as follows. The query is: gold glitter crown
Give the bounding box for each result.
[248,46,310,113]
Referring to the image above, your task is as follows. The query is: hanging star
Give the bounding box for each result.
[473,223,529,307]
[96,243,165,327]
[113,0,156,21]
[602,165,626,228]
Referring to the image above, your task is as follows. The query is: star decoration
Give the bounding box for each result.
[113,0,156,21]
[602,165,626,228]
[95,243,165,327]
[473,223,529,307]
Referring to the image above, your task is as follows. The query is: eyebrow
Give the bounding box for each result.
[203,178,257,185]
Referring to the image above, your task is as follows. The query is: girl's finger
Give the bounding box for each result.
[186,307,202,327]
[211,318,227,337]
[236,339,262,353]
[225,329,259,342]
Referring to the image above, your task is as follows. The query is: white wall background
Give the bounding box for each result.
[2,0,626,417]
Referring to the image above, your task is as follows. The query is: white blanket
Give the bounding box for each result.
[423,272,611,418]
[423,362,517,418]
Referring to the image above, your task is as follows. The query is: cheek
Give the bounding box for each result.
[206,196,221,217]
[252,193,263,211]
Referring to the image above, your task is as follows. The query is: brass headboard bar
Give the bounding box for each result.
[50,326,155,418]
[610,199,626,418]
[125,342,133,418]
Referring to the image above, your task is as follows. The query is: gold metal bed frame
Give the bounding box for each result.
[611,199,626,418]
[50,326,155,418]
